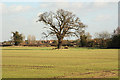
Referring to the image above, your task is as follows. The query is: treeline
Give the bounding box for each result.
[78,27,120,48]
[1,26,120,49]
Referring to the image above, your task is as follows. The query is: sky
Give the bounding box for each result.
[0,1,118,41]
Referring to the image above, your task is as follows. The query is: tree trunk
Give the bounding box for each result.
[15,42,19,46]
[57,38,63,49]
[80,36,83,47]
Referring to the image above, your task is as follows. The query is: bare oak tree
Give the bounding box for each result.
[37,9,86,49]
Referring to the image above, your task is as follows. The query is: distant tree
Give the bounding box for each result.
[53,40,57,44]
[80,35,87,47]
[108,27,120,48]
[109,34,120,48]
[95,31,111,40]
[52,40,57,46]
[27,35,32,44]
[74,27,89,47]
[27,35,36,44]
[114,26,120,35]
[37,9,86,49]
[31,35,36,44]
[22,35,25,41]
[94,31,111,48]
[85,32,92,41]
[12,31,23,46]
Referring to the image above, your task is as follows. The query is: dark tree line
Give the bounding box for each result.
[107,27,120,48]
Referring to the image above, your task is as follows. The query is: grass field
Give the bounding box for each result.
[1,47,118,78]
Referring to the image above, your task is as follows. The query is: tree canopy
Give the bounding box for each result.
[12,31,23,46]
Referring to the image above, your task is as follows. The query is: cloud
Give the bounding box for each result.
[94,0,118,2]
[1,0,119,2]
[1,3,32,15]
[39,2,83,11]
[10,5,31,12]
[1,0,70,2]
[55,2,83,9]
[38,2,112,13]
[94,14,111,21]
[93,2,109,8]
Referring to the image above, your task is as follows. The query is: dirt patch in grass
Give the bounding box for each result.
[1,65,54,69]
[54,69,118,78]
[92,70,118,78]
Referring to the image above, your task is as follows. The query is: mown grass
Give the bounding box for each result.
[2,47,118,78]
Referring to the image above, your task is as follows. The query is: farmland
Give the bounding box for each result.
[1,47,118,78]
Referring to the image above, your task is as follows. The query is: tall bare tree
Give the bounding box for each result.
[31,35,36,44]
[37,9,86,49]
[85,32,92,41]
[27,35,36,44]
[27,35,32,44]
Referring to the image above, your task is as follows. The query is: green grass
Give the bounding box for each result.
[2,47,118,78]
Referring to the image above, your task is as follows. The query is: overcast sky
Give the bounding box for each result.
[0,1,118,41]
